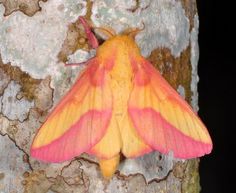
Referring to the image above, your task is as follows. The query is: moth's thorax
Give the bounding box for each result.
[97,35,141,58]
[97,35,141,117]
[97,35,141,79]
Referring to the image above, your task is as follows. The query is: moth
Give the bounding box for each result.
[31,17,212,178]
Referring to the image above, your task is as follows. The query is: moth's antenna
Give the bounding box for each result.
[93,26,116,40]
[123,21,145,39]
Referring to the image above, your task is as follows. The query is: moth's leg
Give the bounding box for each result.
[64,61,88,67]
[64,56,97,67]
[78,16,99,49]
[64,17,98,67]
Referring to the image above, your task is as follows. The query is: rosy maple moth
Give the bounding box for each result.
[31,17,212,179]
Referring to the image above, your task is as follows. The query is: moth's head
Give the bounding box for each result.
[95,26,144,58]
[93,23,144,43]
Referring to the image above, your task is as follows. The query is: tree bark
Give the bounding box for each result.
[0,0,201,192]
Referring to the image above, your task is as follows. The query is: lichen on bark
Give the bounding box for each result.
[0,0,48,16]
[0,0,202,192]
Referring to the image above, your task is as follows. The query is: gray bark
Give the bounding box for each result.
[0,0,201,192]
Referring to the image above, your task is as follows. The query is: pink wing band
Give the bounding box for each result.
[31,109,112,162]
[129,107,212,159]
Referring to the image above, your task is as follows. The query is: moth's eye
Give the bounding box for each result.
[93,27,116,42]
[95,34,105,45]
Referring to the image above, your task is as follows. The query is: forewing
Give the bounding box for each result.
[128,57,212,159]
[31,59,112,162]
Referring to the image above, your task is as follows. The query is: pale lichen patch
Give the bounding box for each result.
[0,134,30,193]
[149,172,182,192]
[190,14,199,111]
[119,152,174,182]
[0,0,87,80]
[1,81,34,122]
[91,0,190,57]
[67,49,95,64]
[177,85,186,99]
[0,115,11,135]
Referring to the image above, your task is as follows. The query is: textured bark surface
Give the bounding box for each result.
[0,0,201,192]
[0,0,47,16]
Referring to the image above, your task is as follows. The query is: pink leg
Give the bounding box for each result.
[65,17,98,67]
[78,16,99,49]
[65,58,93,67]
[65,62,88,67]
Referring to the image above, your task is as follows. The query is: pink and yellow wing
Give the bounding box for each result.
[31,58,112,162]
[128,57,212,159]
